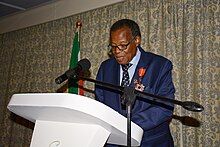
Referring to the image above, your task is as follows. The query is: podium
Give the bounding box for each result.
[7,93,143,147]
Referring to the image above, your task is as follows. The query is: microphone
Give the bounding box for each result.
[182,101,204,112]
[55,58,91,84]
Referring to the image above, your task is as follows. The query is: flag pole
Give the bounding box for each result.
[68,21,82,94]
[76,21,82,42]
[76,21,84,96]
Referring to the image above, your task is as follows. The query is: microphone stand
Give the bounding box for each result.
[122,87,136,147]
[74,75,204,147]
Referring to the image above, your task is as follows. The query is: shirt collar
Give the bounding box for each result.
[129,47,141,66]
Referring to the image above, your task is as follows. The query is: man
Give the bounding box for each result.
[95,19,175,147]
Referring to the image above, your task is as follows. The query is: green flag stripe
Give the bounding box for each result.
[68,31,80,94]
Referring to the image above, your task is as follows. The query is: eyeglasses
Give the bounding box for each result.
[108,36,136,52]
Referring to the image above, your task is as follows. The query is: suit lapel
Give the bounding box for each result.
[113,60,126,113]
[130,47,152,88]
[112,60,120,86]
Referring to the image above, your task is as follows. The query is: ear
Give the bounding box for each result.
[135,36,141,46]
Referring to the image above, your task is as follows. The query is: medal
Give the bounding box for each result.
[134,67,146,91]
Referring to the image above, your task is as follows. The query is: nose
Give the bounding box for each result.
[113,46,122,54]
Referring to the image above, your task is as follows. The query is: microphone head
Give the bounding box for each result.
[78,58,91,71]
[182,101,204,112]
[55,58,91,84]
[64,58,91,79]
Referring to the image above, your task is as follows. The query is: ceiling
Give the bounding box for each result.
[0,0,57,19]
[0,0,123,33]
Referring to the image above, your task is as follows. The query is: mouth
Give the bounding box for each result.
[115,56,125,63]
[115,56,124,60]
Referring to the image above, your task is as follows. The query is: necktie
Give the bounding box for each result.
[121,63,132,109]
[121,63,132,87]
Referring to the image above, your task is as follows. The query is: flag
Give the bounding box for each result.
[68,29,84,95]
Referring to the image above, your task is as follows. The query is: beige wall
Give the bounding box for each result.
[0,0,124,34]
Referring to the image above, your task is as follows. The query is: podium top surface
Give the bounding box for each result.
[8,93,143,146]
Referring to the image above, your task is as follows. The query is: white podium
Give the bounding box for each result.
[7,93,143,147]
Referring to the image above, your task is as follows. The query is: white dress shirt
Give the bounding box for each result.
[120,47,141,85]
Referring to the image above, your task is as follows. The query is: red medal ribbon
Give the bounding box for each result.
[138,67,146,77]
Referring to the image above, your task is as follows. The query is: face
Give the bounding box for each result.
[110,27,140,65]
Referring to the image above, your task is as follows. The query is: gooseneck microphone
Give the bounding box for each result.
[55,58,91,84]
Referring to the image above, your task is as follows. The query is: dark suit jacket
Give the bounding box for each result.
[95,47,175,147]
